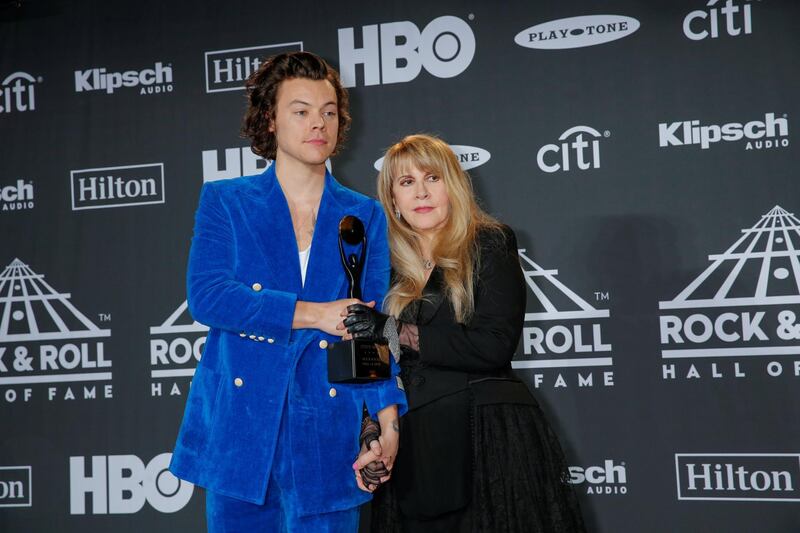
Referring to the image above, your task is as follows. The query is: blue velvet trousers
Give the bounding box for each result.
[205,402,360,532]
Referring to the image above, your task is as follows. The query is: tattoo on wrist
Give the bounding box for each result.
[391,419,400,433]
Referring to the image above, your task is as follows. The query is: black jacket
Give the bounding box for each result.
[392,225,534,519]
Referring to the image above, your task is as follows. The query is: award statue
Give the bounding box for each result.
[327,215,391,383]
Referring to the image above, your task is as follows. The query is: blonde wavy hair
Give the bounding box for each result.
[377,134,502,323]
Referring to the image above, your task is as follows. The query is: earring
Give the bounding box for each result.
[394,208,401,220]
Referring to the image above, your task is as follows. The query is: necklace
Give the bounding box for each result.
[423,259,434,270]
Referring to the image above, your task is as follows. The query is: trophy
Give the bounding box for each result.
[327,215,391,383]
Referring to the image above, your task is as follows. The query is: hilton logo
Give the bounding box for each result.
[70,163,165,210]
[204,42,302,93]
[0,466,32,507]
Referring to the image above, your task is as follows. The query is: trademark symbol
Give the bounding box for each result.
[603,130,611,138]
[783,113,788,119]
[468,13,475,21]
[98,313,111,322]
[37,77,43,83]
[594,291,610,301]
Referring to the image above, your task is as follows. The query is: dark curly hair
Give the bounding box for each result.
[241,51,351,160]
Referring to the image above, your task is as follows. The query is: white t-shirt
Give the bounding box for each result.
[299,246,311,286]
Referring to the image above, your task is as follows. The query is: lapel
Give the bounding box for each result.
[301,171,373,303]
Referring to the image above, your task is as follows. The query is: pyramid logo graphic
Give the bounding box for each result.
[0,258,110,342]
[660,206,800,310]
[149,300,208,336]
[513,250,613,370]
[149,300,207,381]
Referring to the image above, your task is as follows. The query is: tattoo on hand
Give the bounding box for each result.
[392,419,400,433]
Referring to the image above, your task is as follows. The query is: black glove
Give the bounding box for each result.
[344,303,390,340]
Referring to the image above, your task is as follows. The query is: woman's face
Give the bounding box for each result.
[391,164,450,239]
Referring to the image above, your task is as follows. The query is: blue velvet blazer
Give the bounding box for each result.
[169,164,407,516]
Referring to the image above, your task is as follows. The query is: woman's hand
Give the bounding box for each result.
[353,405,400,492]
[294,299,372,336]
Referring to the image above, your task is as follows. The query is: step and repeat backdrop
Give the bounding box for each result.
[1,0,799,531]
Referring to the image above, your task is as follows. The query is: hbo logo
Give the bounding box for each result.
[70,453,193,514]
[338,15,476,87]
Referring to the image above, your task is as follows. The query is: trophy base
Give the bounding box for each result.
[327,339,391,383]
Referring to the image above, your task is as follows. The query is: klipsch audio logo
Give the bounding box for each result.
[70,163,165,210]
[676,454,800,502]
[537,126,608,173]
[338,15,475,87]
[0,466,32,507]
[205,42,302,93]
[74,62,173,95]
[1,179,34,212]
[569,460,627,495]
[1,72,40,114]
[202,147,270,182]
[0,259,112,404]
[515,15,639,49]
[70,453,194,514]
[684,0,753,41]
[150,300,207,397]
[374,145,490,172]
[512,250,614,389]
[658,113,789,151]
[659,206,800,382]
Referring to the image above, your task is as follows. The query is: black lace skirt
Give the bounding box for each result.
[370,398,587,533]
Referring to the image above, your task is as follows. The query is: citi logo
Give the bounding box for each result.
[373,145,490,172]
[205,42,302,93]
[70,453,194,514]
[1,72,40,114]
[515,15,640,50]
[658,113,789,151]
[203,147,270,182]
[537,126,607,173]
[338,15,475,87]
[70,163,165,210]
[0,466,32,507]
[1,179,34,212]
[676,454,800,501]
[684,0,753,41]
[569,460,627,495]
[74,62,173,95]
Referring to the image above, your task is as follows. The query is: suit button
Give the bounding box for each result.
[239,332,246,338]
[249,334,256,340]
[329,387,337,398]
[252,282,262,292]
[319,340,329,349]
[258,336,265,342]
[267,338,275,344]
[234,377,243,387]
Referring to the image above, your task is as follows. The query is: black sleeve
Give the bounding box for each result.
[416,226,526,372]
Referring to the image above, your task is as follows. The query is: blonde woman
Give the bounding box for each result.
[346,134,586,532]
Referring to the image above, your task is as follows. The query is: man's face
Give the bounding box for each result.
[269,77,339,168]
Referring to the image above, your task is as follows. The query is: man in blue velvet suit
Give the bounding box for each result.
[169,51,407,532]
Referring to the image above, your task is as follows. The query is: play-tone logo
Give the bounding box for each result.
[0,259,112,403]
[512,250,614,389]
[338,15,475,87]
[150,300,207,397]
[683,0,753,41]
[205,42,302,93]
[70,163,165,210]
[569,460,627,495]
[675,454,800,501]
[373,145,490,172]
[74,62,173,95]
[1,179,34,212]
[658,113,788,151]
[0,72,40,114]
[515,15,639,49]
[0,466,32,507]
[537,126,607,173]
[70,453,194,514]
[659,206,800,381]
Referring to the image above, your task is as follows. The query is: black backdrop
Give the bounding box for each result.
[1,1,799,531]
